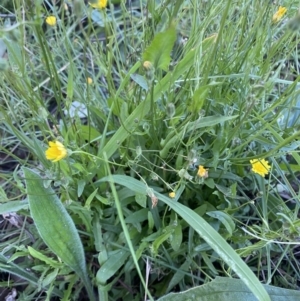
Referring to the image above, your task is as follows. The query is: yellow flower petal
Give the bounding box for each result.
[45,16,57,26]
[169,192,176,198]
[272,6,287,23]
[250,158,271,177]
[197,165,208,178]
[89,0,107,9]
[45,141,67,162]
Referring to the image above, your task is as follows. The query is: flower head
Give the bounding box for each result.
[169,192,176,198]
[143,61,153,70]
[197,165,208,178]
[45,16,57,26]
[45,141,67,162]
[89,0,107,9]
[87,77,93,85]
[272,6,287,23]
[250,158,271,177]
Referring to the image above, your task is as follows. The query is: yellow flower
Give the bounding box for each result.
[197,165,208,178]
[45,16,57,26]
[169,192,176,198]
[250,159,271,177]
[143,61,153,70]
[272,6,287,23]
[45,141,67,162]
[89,0,107,9]
[87,77,93,84]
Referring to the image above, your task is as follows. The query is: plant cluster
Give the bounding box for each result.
[1,1,300,300]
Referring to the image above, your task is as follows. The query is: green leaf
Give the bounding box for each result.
[124,208,148,223]
[96,175,271,301]
[0,200,28,214]
[27,246,64,269]
[157,277,300,301]
[23,167,95,301]
[170,223,182,252]
[142,26,177,71]
[0,253,63,298]
[160,115,237,158]
[206,211,235,235]
[135,192,147,208]
[100,48,197,160]
[79,125,102,142]
[188,86,209,112]
[77,179,86,197]
[130,73,149,90]
[96,249,130,284]
[84,188,98,210]
[42,268,59,287]
[107,97,126,116]
[152,227,173,256]
[166,257,192,293]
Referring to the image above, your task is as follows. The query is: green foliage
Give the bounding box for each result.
[158,277,300,301]
[97,174,270,301]
[23,168,95,301]
[1,0,300,300]
[143,25,177,71]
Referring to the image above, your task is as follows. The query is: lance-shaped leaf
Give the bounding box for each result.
[157,277,300,301]
[142,26,176,71]
[23,167,95,301]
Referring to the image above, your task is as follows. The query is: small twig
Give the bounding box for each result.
[144,257,151,301]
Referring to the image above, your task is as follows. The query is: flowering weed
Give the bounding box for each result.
[1,0,300,300]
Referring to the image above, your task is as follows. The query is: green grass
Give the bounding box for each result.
[1,0,300,300]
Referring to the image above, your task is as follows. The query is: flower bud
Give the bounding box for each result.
[166,103,175,118]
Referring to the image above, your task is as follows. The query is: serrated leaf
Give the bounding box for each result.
[23,168,95,301]
[27,246,63,269]
[143,26,177,71]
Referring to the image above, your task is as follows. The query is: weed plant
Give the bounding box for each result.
[1,0,300,300]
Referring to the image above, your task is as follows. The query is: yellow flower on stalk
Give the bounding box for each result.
[89,0,107,9]
[45,16,57,26]
[143,61,153,70]
[272,6,287,23]
[197,165,208,178]
[87,77,93,84]
[169,192,176,198]
[250,158,271,177]
[45,141,67,162]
